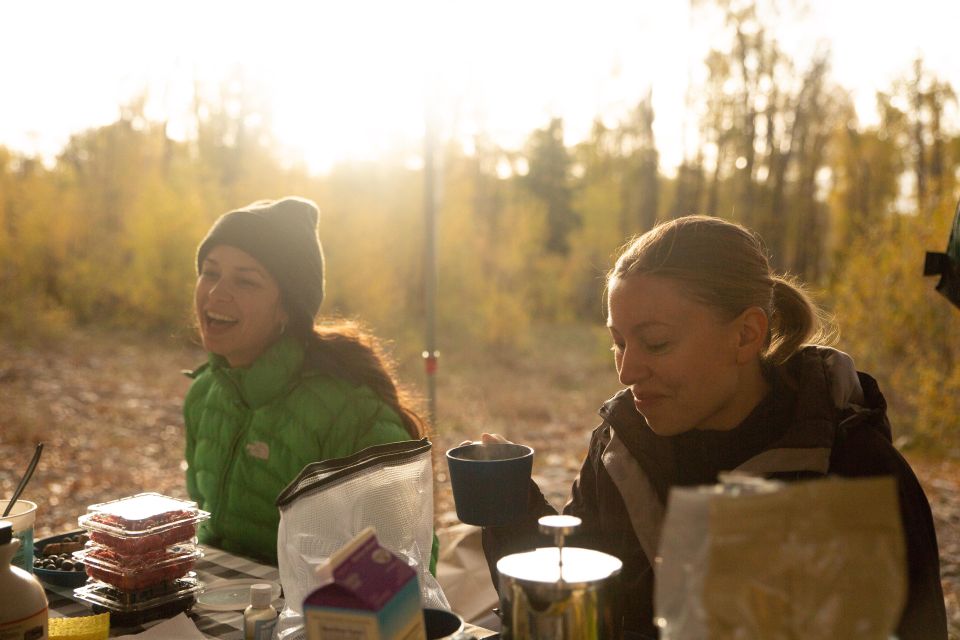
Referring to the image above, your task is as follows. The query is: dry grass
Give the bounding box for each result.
[0,329,201,533]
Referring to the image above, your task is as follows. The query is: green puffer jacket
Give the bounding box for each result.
[183,335,416,565]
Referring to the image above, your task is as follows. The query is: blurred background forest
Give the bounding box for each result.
[1,0,959,453]
[3,0,960,632]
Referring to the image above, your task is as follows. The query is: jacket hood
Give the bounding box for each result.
[790,346,864,410]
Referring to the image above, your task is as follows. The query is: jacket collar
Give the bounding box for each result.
[207,335,305,409]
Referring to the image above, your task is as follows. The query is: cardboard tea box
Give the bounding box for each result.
[304,527,426,640]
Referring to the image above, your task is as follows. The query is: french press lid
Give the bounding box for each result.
[496,515,622,586]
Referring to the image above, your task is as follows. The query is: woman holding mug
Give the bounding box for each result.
[480,215,946,639]
[184,196,430,566]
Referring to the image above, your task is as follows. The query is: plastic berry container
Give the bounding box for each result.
[77,543,203,591]
[73,574,202,627]
[78,493,210,555]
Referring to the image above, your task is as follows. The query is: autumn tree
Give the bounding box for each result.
[618,91,660,235]
[879,59,957,214]
[668,156,706,219]
[521,118,580,255]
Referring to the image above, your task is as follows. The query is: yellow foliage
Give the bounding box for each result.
[318,163,423,336]
[829,197,960,448]
[3,106,960,453]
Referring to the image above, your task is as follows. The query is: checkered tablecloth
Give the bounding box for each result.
[46,546,281,639]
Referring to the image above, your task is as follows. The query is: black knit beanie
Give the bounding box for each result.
[196,197,325,329]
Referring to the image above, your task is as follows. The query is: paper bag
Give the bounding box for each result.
[655,475,906,640]
[436,524,500,623]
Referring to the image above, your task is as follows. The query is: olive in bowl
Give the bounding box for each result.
[33,530,89,588]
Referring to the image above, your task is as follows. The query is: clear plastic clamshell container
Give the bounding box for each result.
[73,574,202,626]
[78,493,210,555]
[77,543,203,591]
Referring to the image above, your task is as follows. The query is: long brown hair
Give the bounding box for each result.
[289,316,427,439]
[608,215,833,365]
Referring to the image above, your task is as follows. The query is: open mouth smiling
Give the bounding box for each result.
[205,310,239,328]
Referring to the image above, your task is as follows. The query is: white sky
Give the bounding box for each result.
[2,0,958,175]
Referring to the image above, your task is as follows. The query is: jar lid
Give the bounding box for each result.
[497,547,622,585]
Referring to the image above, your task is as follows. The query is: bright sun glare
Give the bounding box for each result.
[2,0,959,174]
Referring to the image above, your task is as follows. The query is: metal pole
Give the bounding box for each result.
[422,104,439,427]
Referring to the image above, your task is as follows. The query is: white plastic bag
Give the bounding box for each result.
[274,438,450,640]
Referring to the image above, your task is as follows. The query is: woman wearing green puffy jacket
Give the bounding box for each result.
[183,196,431,566]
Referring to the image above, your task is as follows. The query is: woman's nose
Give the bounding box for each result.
[618,348,649,386]
[209,279,232,300]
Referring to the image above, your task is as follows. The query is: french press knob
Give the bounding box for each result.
[538,514,581,584]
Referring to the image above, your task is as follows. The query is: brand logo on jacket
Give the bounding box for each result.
[246,441,270,460]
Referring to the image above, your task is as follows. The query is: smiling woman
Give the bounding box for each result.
[196,246,288,368]
[183,196,435,568]
[606,272,770,437]
[481,215,948,640]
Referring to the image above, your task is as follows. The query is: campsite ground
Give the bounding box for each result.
[1,327,957,636]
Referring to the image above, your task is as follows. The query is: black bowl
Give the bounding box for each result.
[34,529,89,588]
